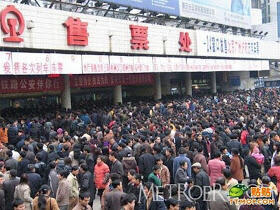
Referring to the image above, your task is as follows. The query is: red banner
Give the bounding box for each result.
[70,73,154,88]
[0,77,64,94]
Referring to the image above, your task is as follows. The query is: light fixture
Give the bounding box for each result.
[95,1,103,7]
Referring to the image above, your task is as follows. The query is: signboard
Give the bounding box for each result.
[49,54,82,74]
[0,52,270,75]
[196,30,261,58]
[109,56,134,74]
[12,53,83,75]
[82,55,110,74]
[102,0,179,16]
[12,52,51,75]
[0,51,12,75]
[0,77,63,94]
[179,0,251,29]
[70,74,154,88]
[186,59,269,72]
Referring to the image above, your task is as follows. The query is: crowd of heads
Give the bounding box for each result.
[0,88,280,209]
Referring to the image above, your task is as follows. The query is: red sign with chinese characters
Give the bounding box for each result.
[0,5,25,43]
[70,74,154,88]
[63,17,89,46]
[0,77,64,94]
[179,32,192,52]
[130,25,149,50]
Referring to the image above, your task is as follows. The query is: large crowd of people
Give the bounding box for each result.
[0,88,280,210]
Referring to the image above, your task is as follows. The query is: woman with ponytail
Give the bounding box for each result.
[32,185,59,210]
[230,148,245,183]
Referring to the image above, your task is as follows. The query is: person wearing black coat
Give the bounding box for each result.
[3,169,20,210]
[0,185,5,210]
[192,163,210,210]
[79,163,95,205]
[26,164,42,198]
[244,150,261,180]
[36,143,48,164]
[47,145,60,164]
[138,182,166,210]
[8,121,18,146]
[261,137,273,173]
[17,151,30,177]
[227,137,242,154]
[138,146,155,182]
[164,148,174,184]
[109,152,124,178]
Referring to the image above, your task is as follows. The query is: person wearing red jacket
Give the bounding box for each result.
[240,127,249,148]
[94,156,110,201]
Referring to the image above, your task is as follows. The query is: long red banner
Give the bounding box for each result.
[70,74,154,88]
[0,74,154,94]
[0,77,64,94]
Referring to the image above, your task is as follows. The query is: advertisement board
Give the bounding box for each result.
[179,0,251,29]
[196,30,261,58]
[0,52,269,75]
[102,0,179,16]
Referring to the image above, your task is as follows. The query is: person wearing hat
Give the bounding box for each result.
[191,162,210,210]
[32,185,59,210]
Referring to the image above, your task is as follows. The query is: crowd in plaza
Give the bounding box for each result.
[1,88,280,210]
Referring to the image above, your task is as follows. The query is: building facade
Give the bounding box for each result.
[0,1,278,110]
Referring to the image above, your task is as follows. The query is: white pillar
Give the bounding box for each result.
[114,85,122,105]
[185,72,192,96]
[61,75,71,110]
[154,73,162,100]
[211,72,217,94]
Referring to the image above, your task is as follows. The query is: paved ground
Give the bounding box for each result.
[92,197,101,209]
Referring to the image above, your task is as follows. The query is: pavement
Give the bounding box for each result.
[92,197,101,209]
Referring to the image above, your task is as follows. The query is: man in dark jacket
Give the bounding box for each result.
[227,135,242,154]
[244,149,261,180]
[8,121,18,146]
[36,143,48,164]
[17,151,30,177]
[79,163,95,205]
[104,179,125,210]
[261,137,272,172]
[82,146,95,172]
[5,150,17,171]
[138,146,155,182]
[138,182,166,210]
[26,164,42,198]
[192,162,210,210]
[109,152,124,178]
[175,161,189,184]
[3,169,20,210]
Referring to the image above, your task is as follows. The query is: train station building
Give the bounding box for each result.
[0,1,277,110]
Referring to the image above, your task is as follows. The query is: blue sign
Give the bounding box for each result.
[102,0,180,16]
[229,76,240,87]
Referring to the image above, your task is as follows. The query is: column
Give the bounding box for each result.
[211,72,217,94]
[114,85,122,105]
[185,72,192,96]
[161,73,171,96]
[154,73,162,100]
[61,75,71,110]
